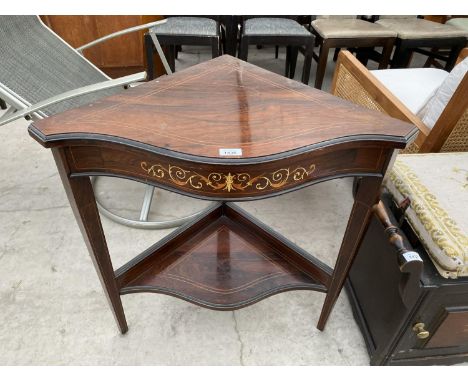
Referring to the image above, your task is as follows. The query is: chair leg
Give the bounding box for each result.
[144,34,155,81]
[221,26,227,55]
[356,47,372,66]
[211,37,220,58]
[445,41,465,71]
[285,46,291,77]
[275,45,279,59]
[391,40,412,68]
[423,47,439,68]
[239,37,248,61]
[301,41,314,85]
[168,45,176,72]
[314,40,331,89]
[378,38,395,69]
[289,46,299,79]
[333,47,341,62]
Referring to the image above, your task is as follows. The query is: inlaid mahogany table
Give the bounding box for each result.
[28,55,417,334]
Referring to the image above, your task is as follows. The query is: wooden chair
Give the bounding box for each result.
[238,16,315,84]
[144,16,221,79]
[331,50,468,153]
[310,16,397,89]
[375,16,467,70]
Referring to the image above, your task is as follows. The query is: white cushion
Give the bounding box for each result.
[445,18,468,37]
[371,68,448,115]
[419,58,468,128]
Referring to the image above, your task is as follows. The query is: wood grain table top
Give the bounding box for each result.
[30,55,416,160]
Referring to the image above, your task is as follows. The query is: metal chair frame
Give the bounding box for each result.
[0,16,215,229]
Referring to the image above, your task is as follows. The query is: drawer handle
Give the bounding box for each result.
[413,322,430,339]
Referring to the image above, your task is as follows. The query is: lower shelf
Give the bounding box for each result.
[115,203,328,310]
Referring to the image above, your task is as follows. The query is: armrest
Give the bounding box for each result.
[331,50,430,150]
[77,19,172,76]
[76,19,167,53]
[0,71,146,126]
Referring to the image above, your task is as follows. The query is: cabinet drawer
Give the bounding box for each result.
[392,289,468,364]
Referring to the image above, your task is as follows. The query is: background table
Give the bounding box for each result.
[29,55,416,334]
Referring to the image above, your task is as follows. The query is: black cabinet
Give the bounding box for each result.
[346,196,468,365]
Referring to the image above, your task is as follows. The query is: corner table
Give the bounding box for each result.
[28,55,416,334]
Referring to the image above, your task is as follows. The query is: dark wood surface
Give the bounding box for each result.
[28,56,417,334]
[30,55,415,159]
[426,310,468,348]
[57,140,392,201]
[117,203,327,309]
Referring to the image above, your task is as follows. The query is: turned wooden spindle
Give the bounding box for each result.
[373,201,408,256]
[372,200,423,307]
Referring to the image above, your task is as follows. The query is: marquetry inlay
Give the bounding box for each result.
[140,162,316,192]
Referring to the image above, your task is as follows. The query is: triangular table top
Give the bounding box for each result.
[30,55,415,159]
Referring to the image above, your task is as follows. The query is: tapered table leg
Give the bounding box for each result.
[317,176,382,330]
[52,148,128,334]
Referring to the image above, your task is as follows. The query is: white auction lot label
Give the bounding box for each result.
[219,148,243,156]
[403,251,423,262]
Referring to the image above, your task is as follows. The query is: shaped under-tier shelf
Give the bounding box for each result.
[115,203,332,310]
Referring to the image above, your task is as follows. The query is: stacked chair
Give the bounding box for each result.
[310,16,397,89]
[144,16,221,79]
[238,16,315,84]
[375,16,467,70]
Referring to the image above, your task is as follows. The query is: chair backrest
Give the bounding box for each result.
[421,71,468,152]
[331,50,468,153]
[0,15,118,117]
